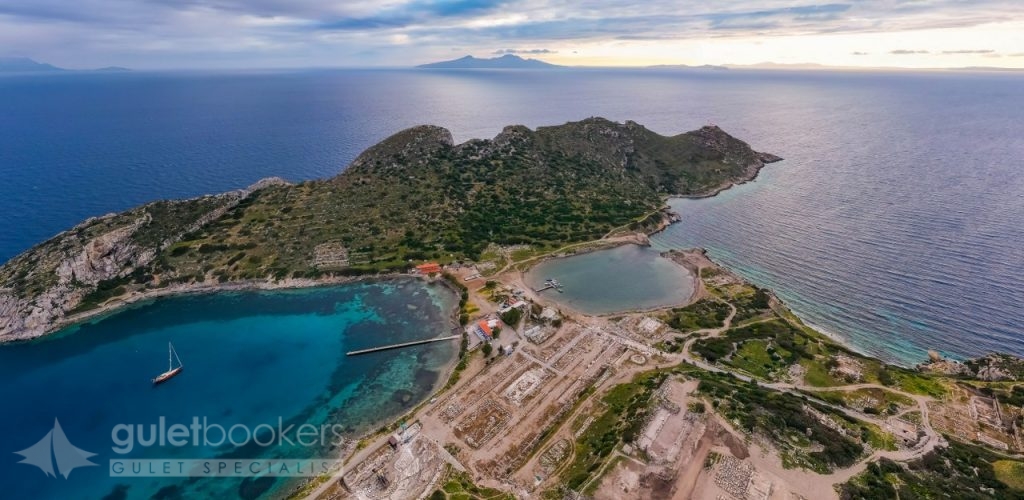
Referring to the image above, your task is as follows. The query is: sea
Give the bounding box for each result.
[1,68,1022,498]
[524,244,694,315]
[0,279,459,499]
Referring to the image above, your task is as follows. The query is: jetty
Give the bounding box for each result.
[533,279,564,293]
[346,335,461,356]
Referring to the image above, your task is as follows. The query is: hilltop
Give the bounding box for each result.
[417,54,561,69]
[0,118,779,341]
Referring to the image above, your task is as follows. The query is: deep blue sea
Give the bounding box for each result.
[0,68,1022,497]
[3,68,1017,364]
[1,68,1021,363]
[0,279,458,499]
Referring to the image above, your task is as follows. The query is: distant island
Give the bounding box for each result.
[417,54,561,69]
[0,57,63,73]
[0,56,130,73]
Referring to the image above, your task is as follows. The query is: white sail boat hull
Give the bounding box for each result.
[152,366,183,385]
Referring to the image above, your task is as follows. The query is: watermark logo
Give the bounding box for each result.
[110,417,345,454]
[12,417,346,479]
[14,418,97,479]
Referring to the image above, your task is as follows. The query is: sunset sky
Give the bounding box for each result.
[3,0,1023,69]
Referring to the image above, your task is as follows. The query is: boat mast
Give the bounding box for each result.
[168,342,173,371]
[169,342,183,368]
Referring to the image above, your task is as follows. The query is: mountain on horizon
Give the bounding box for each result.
[0,57,131,73]
[0,57,64,73]
[417,54,561,69]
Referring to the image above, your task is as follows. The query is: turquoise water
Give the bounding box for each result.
[0,278,458,499]
[2,69,1022,365]
[524,245,694,315]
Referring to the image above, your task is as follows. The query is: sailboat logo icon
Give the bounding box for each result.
[13,418,97,479]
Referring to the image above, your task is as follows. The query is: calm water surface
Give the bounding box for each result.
[0,71,1020,387]
[0,279,458,499]
[524,244,694,315]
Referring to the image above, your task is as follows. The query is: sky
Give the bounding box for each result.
[2,0,1023,70]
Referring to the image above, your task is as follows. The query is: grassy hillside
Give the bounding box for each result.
[145,118,777,284]
[0,118,778,338]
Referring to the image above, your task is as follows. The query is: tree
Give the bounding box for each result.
[482,343,493,357]
[877,368,894,386]
[500,307,523,328]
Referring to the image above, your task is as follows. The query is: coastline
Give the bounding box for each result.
[670,153,782,200]
[515,243,703,319]
[284,283,465,499]
[513,233,650,271]
[4,272,437,344]
[0,133,820,495]
[0,124,780,345]
[16,110,1024,499]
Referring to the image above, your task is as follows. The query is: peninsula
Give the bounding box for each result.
[0,118,778,342]
[3,119,1024,500]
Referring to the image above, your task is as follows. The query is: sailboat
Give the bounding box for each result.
[152,342,183,385]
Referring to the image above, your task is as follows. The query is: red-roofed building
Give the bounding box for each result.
[416,262,442,274]
[477,320,493,339]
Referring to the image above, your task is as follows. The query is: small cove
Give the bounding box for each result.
[524,244,695,315]
[0,278,459,500]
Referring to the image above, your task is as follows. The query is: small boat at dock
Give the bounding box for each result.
[152,342,184,385]
[534,279,564,293]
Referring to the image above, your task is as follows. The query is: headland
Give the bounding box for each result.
[4,119,1022,500]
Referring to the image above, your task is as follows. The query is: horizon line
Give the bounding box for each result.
[12,63,1024,73]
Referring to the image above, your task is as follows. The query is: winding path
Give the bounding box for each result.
[675,302,946,485]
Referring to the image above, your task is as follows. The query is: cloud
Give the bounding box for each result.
[313,0,511,31]
[1011,53,1024,57]
[492,48,556,55]
[940,49,994,54]
[890,49,929,54]
[851,51,869,55]
[1,0,1023,68]
[706,3,852,31]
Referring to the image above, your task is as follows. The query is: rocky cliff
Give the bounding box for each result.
[0,178,289,341]
[0,119,779,341]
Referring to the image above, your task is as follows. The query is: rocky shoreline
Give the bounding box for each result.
[672,152,783,200]
[0,177,292,343]
[0,119,781,343]
[0,163,757,344]
[1,270,474,344]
